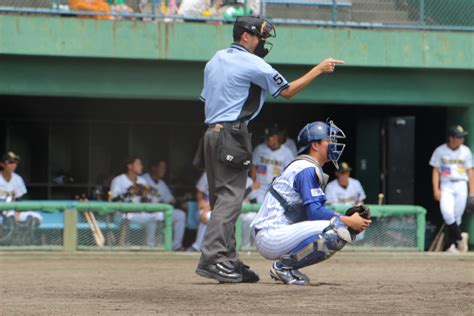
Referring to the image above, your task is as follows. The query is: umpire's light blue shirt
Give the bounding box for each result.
[200,44,289,125]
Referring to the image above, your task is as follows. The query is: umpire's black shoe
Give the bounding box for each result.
[237,262,260,283]
[195,261,243,283]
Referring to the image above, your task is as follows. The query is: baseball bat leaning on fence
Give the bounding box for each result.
[85,211,105,247]
[428,223,445,252]
[77,195,105,247]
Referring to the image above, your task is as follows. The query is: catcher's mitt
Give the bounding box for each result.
[345,205,371,238]
[345,205,371,219]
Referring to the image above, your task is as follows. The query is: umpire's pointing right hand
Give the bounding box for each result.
[317,58,345,74]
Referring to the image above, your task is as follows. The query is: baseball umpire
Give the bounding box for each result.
[195,16,344,284]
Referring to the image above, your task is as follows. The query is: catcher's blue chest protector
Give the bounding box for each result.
[269,154,329,223]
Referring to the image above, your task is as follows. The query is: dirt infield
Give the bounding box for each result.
[1,251,473,315]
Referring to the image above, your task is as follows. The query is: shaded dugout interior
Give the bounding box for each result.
[0,95,455,229]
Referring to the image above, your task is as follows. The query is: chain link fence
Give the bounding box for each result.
[0,209,423,251]
[349,215,418,249]
[1,202,426,251]
[0,0,472,31]
[0,210,168,249]
[0,201,174,250]
[76,212,167,249]
[240,203,426,251]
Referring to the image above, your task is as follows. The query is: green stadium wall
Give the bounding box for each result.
[1,15,472,145]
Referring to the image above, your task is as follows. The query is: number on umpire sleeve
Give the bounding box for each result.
[273,74,283,85]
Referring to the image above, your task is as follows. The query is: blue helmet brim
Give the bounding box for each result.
[297,144,310,155]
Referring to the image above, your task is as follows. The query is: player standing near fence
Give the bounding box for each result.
[430,125,473,253]
[195,15,345,283]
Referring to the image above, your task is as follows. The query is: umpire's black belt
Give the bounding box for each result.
[208,121,245,130]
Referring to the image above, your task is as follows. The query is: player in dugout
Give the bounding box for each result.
[250,120,371,285]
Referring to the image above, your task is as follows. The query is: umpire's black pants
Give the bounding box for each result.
[199,123,249,266]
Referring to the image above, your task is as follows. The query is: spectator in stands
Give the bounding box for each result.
[188,171,257,251]
[110,0,134,17]
[140,0,177,17]
[325,162,366,206]
[0,152,41,244]
[110,156,184,249]
[251,126,295,204]
[142,160,186,250]
[177,0,211,17]
[277,127,298,157]
[69,0,114,20]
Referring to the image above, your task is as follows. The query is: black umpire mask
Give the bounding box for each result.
[254,39,273,58]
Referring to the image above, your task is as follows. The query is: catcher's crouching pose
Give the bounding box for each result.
[250,120,371,285]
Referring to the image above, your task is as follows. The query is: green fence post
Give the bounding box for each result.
[164,206,173,251]
[416,208,426,251]
[63,208,78,252]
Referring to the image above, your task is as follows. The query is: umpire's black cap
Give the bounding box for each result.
[234,16,275,39]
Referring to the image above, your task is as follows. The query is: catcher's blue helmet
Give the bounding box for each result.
[297,120,346,168]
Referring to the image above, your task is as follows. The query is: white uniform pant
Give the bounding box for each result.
[255,220,330,260]
[192,223,207,251]
[3,211,43,223]
[240,212,257,248]
[126,209,186,249]
[440,181,467,226]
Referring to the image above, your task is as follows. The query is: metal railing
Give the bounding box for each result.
[0,0,472,31]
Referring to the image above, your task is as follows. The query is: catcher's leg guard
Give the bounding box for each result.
[279,216,351,270]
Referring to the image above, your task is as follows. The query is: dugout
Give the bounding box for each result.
[0,97,470,229]
[0,15,473,247]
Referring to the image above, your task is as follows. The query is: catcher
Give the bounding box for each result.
[250,120,371,285]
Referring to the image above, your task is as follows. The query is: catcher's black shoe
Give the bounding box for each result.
[236,261,260,283]
[195,261,243,283]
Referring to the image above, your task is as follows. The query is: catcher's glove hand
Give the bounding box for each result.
[345,205,371,219]
[345,205,371,238]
